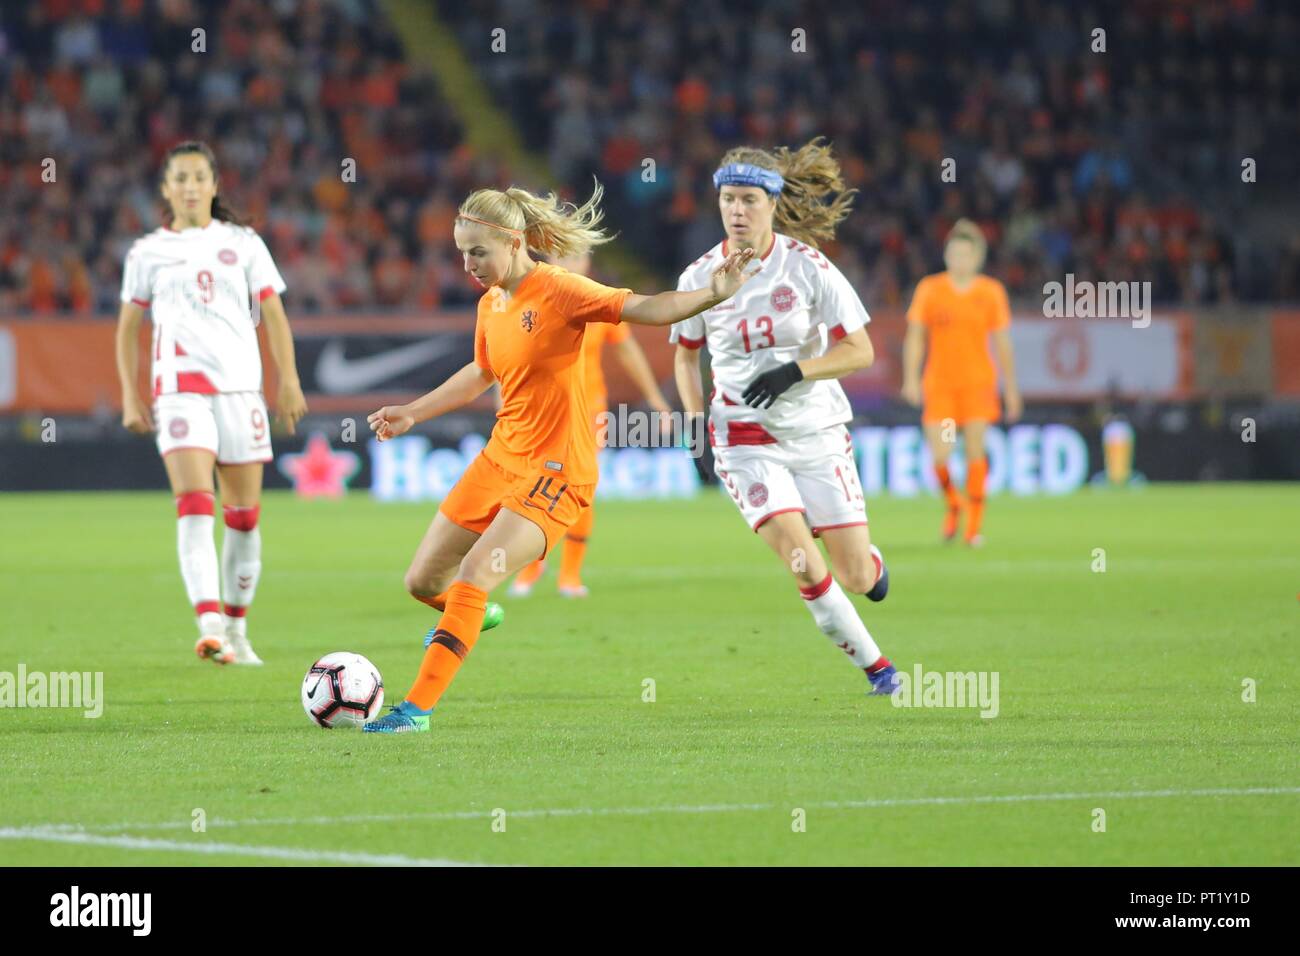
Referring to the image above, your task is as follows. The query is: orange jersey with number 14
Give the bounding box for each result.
[473,262,632,486]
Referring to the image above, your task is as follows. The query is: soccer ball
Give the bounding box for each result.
[301,652,384,728]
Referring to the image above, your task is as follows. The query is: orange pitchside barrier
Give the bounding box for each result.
[8,307,1293,415]
[0,320,150,413]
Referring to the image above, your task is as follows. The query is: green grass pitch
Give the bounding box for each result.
[1,484,1296,866]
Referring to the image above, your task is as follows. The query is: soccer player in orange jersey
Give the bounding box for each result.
[901,219,1022,546]
[509,250,673,599]
[362,183,756,733]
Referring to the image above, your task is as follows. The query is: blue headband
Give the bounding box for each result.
[713,163,784,196]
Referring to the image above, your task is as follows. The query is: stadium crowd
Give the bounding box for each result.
[444,0,1296,307]
[2,0,1296,316]
[1,0,497,315]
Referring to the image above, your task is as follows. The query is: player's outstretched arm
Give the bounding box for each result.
[368,361,495,441]
[114,301,154,434]
[621,249,756,326]
[260,292,308,435]
[993,328,1022,422]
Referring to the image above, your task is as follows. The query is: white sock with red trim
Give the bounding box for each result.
[799,573,889,674]
[221,504,262,636]
[176,491,222,637]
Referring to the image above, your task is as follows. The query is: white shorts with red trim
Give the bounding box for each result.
[713,424,867,535]
[155,391,273,465]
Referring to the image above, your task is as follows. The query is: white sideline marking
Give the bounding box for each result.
[21,786,1300,835]
[0,827,489,866]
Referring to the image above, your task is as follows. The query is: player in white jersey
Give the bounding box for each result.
[671,139,899,695]
[114,141,307,666]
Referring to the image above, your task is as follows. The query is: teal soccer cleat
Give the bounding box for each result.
[362,700,432,734]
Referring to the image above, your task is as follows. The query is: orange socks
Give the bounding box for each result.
[557,538,588,588]
[934,463,962,511]
[965,457,988,541]
[414,589,449,612]
[405,581,487,711]
[557,506,593,588]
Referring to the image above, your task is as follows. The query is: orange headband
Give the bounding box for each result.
[456,213,523,236]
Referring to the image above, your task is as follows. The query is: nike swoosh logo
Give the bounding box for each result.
[315,337,461,394]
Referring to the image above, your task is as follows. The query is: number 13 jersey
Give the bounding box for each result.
[120,219,287,397]
[669,233,870,447]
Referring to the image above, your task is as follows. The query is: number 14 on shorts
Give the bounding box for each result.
[527,475,569,513]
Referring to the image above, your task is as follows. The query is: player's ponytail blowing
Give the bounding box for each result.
[718,137,857,249]
[458,180,614,259]
[161,140,251,227]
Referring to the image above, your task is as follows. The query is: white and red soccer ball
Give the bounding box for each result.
[301,652,383,728]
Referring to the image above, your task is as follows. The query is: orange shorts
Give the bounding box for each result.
[922,384,1001,426]
[439,452,594,558]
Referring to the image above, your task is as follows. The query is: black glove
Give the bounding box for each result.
[741,361,803,409]
[684,413,716,484]
[692,441,717,485]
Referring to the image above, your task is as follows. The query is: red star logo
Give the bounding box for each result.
[277,432,360,499]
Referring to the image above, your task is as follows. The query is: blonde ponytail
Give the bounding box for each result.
[717,137,857,249]
[457,180,614,259]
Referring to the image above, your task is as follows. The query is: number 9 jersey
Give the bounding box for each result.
[669,233,869,448]
[120,219,286,398]
[121,220,286,465]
